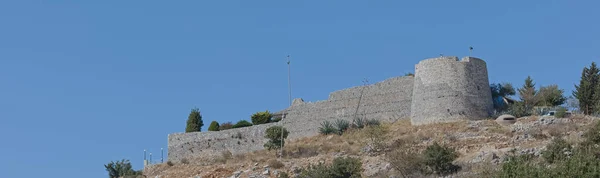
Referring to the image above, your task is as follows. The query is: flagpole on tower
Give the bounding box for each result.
[469,46,473,57]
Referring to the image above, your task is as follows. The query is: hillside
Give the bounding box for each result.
[144,115,599,178]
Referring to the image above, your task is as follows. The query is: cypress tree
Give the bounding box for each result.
[574,62,600,114]
[518,76,538,110]
[185,108,203,132]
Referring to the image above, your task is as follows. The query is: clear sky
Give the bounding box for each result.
[0,0,598,177]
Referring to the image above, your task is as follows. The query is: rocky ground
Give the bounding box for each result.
[144,115,598,178]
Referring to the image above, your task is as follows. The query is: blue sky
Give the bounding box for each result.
[0,0,598,177]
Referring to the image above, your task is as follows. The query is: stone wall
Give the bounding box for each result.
[168,122,277,163]
[167,76,414,162]
[410,56,493,125]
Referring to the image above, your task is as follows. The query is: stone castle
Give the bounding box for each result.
[167,56,493,162]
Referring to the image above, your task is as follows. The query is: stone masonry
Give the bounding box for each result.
[410,56,494,125]
[167,56,493,162]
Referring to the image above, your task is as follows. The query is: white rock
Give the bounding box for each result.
[262,169,270,175]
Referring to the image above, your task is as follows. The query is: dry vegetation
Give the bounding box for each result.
[144,115,599,178]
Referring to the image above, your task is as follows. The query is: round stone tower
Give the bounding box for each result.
[410,56,493,125]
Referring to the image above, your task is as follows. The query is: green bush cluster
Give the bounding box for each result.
[264,126,289,150]
[298,157,363,178]
[251,110,272,125]
[232,120,253,128]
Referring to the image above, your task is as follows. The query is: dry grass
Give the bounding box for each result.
[267,159,285,169]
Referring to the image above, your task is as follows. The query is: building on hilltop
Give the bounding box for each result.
[166,56,493,163]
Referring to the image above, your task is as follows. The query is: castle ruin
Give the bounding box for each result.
[167,56,493,162]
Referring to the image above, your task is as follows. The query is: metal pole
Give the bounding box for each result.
[282,55,291,158]
[149,153,152,164]
[161,148,164,163]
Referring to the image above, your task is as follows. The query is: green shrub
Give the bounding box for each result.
[329,157,363,178]
[251,110,272,125]
[232,120,253,128]
[219,122,233,130]
[542,138,572,163]
[319,121,336,135]
[264,126,289,150]
[298,157,363,178]
[423,142,460,175]
[334,119,350,135]
[352,117,365,129]
[555,107,568,118]
[166,160,174,166]
[208,121,220,131]
[508,102,530,118]
[104,159,142,178]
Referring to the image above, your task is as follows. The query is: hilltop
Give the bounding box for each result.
[144,114,599,178]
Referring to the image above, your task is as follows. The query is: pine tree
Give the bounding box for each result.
[208,121,220,131]
[185,108,203,132]
[518,76,538,110]
[574,62,600,114]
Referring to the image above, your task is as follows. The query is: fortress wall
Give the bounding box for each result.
[167,122,277,163]
[167,76,414,162]
[410,56,493,125]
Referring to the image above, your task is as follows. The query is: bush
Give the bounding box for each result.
[232,120,253,128]
[319,121,336,135]
[508,102,531,118]
[352,117,365,129]
[329,157,363,178]
[208,121,220,131]
[542,138,572,163]
[555,107,568,118]
[264,126,289,150]
[334,119,350,135]
[104,159,142,178]
[219,122,233,130]
[181,158,189,164]
[423,142,460,175]
[268,159,285,169]
[166,160,174,166]
[298,157,363,178]
[251,110,273,125]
